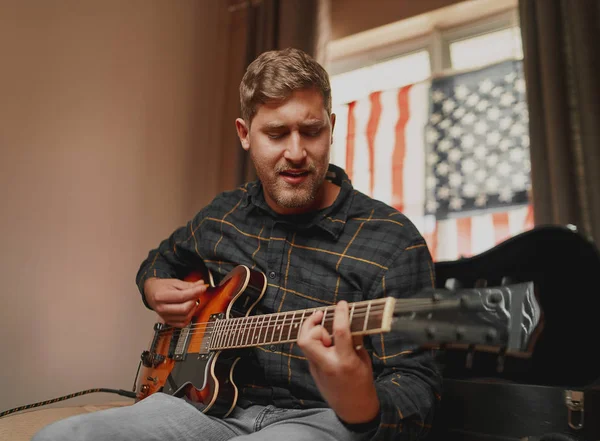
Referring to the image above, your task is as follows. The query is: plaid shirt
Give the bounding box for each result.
[136,164,442,441]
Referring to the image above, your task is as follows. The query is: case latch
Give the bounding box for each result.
[565,390,584,430]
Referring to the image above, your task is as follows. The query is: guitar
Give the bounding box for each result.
[134,264,539,418]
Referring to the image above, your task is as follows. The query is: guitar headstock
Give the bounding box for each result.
[391,282,540,353]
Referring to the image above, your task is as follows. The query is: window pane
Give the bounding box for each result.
[450,27,523,70]
[330,51,430,107]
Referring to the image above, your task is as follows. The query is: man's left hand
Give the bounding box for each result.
[297,300,380,424]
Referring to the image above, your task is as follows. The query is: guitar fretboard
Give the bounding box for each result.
[208,298,394,350]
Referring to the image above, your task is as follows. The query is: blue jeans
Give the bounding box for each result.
[31,393,370,441]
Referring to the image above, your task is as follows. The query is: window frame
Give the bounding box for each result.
[327,3,521,92]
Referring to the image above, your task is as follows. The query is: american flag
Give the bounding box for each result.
[424,60,531,219]
[331,60,533,262]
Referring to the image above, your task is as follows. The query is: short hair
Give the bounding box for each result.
[239,47,332,124]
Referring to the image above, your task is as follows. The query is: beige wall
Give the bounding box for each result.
[0,0,235,412]
[331,0,469,39]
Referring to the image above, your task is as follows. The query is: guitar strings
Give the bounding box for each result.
[154,303,389,337]
[146,298,465,351]
[153,298,458,338]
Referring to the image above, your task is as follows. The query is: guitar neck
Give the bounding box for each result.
[208,298,395,350]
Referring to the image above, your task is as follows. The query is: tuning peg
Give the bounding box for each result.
[474,278,488,288]
[445,278,462,290]
[501,276,516,286]
[465,344,476,369]
[485,328,499,343]
[496,347,507,373]
[426,325,437,340]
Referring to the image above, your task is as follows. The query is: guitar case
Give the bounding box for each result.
[427,224,600,441]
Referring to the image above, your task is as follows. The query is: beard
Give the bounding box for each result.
[250,151,328,211]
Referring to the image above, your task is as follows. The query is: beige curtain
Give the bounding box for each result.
[216,0,332,189]
[519,0,600,243]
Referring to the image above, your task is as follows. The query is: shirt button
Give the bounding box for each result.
[268,271,276,279]
[269,345,277,351]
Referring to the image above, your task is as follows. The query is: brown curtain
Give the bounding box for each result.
[217,0,331,188]
[519,0,600,243]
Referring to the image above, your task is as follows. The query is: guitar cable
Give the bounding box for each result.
[0,388,137,419]
[1,361,144,419]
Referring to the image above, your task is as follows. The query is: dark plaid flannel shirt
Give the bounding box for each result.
[136,164,442,441]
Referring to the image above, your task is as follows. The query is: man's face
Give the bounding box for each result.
[236,88,336,215]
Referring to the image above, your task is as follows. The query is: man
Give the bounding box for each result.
[33,47,441,441]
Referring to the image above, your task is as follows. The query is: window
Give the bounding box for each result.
[331,50,431,107]
[449,27,523,70]
[327,3,533,262]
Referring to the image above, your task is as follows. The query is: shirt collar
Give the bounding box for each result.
[243,164,353,239]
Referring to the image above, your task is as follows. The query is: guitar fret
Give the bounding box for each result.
[233,317,242,348]
[237,318,246,347]
[244,316,254,347]
[295,310,306,341]
[229,318,240,348]
[236,317,248,347]
[349,303,356,333]
[363,302,371,332]
[220,318,230,349]
[227,318,237,348]
[225,317,236,348]
[270,313,280,344]
[214,318,225,349]
[255,315,262,345]
[262,315,272,345]
[208,319,219,350]
[252,316,260,346]
[220,317,232,349]
[278,313,286,343]
[287,311,296,342]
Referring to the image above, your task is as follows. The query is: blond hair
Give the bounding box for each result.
[239,47,332,124]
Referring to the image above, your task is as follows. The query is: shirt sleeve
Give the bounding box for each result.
[365,238,443,441]
[135,209,207,309]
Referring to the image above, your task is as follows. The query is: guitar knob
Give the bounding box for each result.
[141,351,153,367]
[485,329,498,343]
[445,278,462,290]
[426,325,436,340]
[501,276,516,286]
[474,278,488,288]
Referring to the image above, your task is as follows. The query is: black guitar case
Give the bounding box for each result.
[427,224,600,441]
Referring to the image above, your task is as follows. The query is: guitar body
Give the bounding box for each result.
[135,265,267,417]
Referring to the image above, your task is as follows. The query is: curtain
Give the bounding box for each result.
[519,0,600,243]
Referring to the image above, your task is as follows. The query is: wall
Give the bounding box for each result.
[331,0,470,39]
[0,0,233,412]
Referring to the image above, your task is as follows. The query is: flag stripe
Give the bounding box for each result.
[456,217,472,258]
[492,212,510,244]
[345,101,357,182]
[392,86,411,213]
[367,92,382,196]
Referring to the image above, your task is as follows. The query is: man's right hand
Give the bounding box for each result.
[143,277,208,327]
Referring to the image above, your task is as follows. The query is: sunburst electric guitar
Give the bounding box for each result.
[134,265,540,418]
